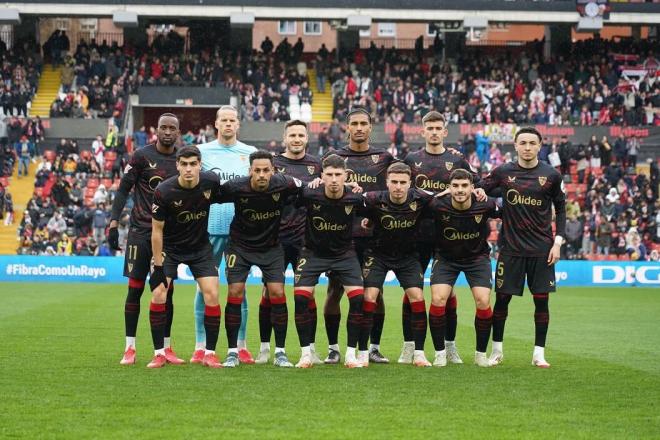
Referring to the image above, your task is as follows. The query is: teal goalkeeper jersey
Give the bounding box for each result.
[199,139,257,236]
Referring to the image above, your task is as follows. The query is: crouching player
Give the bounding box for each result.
[293,154,366,368]
[360,162,435,367]
[217,150,303,368]
[148,146,223,369]
[426,169,500,367]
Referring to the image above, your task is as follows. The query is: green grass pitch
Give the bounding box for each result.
[0,282,658,439]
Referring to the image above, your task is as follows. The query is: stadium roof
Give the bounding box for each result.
[8,0,659,24]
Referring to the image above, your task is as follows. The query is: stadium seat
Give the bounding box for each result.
[104,151,117,162]
[0,177,8,187]
[87,178,99,189]
[104,160,114,172]
[80,150,92,161]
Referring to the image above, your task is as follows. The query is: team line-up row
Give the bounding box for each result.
[110,107,565,370]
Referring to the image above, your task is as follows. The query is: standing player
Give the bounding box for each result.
[479,126,566,368]
[255,120,322,365]
[217,150,302,368]
[323,107,395,364]
[293,154,366,368]
[400,111,480,365]
[109,113,184,366]
[149,146,223,369]
[426,169,500,367]
[360,163,434,367]
[192,105,257,365]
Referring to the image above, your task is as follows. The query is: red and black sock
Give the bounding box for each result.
[428,304,446,351]
[445,295,458,341]
[225,296,243,349]
[410,300,427,351]
[124,278,144,338]
[294,290,312,347]
[346,289,364,348]
[164,282,174,338]
[309,299,317,345]
[324,313,341,346]
[258,295,272,343]
[475,307,493,353]
[359,300,377,351]
[270,295,288,348]
[402,294,413,342]
[533,294,550,347]
[149,301,166,350]
[492,293,512,343]
[370,313,385,345]
[204,305,221,351]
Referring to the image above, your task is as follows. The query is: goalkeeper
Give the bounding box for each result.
[190,105,258,365]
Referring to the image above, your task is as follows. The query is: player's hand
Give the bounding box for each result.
[308,177,322,189]
[149,266,167,291]
[547,244,560,266]
[434,188,450,198]
[347,181,363,193]
[473,188,487,202]
[360,218,372,229]
[108,226,120,250]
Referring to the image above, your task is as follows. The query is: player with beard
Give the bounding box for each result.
[217,150,303,368]
[109,113,184,366]
[149,146,223,369]
[322,107,395,364]
[191,105,257,365]
[478,127,566,368]
[400,111,481,365]
[426,169,500,367]
[293,155,365,368]
[255,120,322,365]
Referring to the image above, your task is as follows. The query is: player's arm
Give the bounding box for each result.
[150,189,167,290]
[108,152,142,249]
[215,180,237,204]
[477,165,502,198]
[488,198,502,219]
[358,193,375,228]
[548,175,567,265]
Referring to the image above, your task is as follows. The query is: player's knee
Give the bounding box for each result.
[267,285,285,297]
[228,284,245,297]
[475,297,490,310]
[152,288,167,304]
[406,288,424,302]
[364,287,379,302]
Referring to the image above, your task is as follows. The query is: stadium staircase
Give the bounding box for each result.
[29,67,62,118]
[307,68,333,123]
[0,162,36,254]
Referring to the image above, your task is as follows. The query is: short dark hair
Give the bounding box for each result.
[285,119,307,131]
[347,107,372,124]
[387,162,411,177]
[249,149,274,165]
[158,113,179,127]
[322,154,346,170]
[422,111,446,126]
[449,168,474,183]
[176,145,201,162]
[514,126,542,143]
